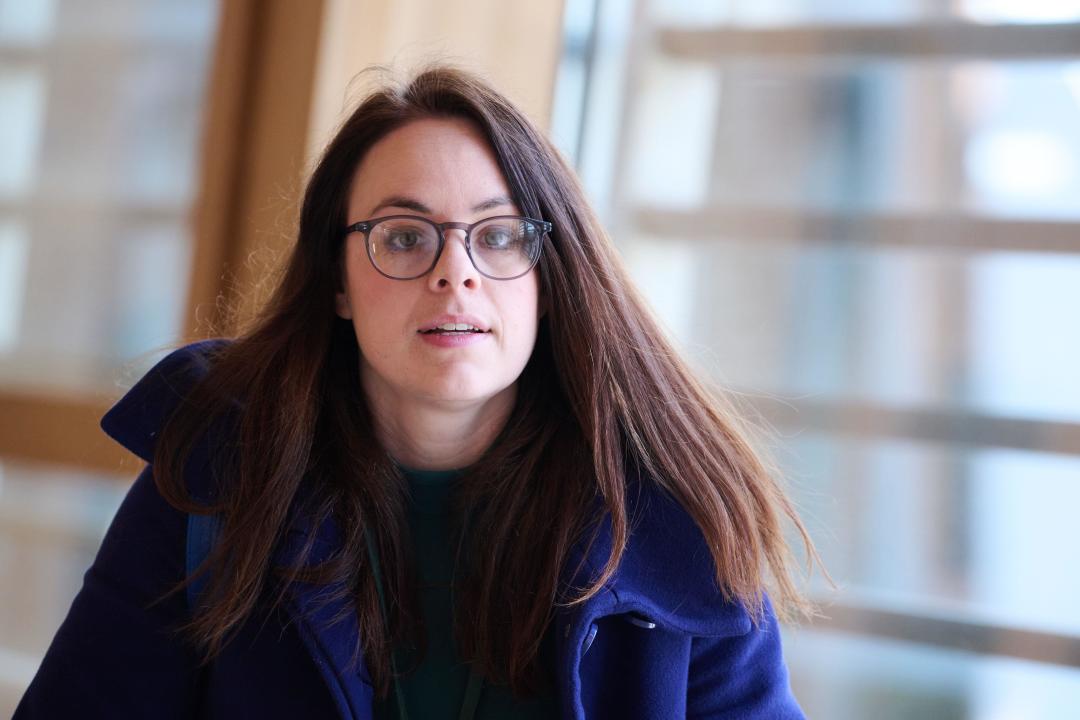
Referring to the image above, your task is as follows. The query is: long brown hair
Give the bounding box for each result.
[154,64,818,699]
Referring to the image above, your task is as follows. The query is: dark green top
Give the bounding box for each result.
[373,467,558,720]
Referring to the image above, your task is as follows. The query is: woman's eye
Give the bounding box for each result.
[386,231,422,251]
[480,228,514,249]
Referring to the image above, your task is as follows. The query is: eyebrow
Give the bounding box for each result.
[368,194,515,217]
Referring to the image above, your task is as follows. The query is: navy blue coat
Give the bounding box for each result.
[16,341,805,719]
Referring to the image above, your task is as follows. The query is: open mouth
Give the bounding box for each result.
[419,323,490,335]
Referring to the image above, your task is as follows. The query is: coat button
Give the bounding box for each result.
[624,613,657,629]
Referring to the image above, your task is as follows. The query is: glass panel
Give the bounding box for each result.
[968,253,1080,423]
[0,66,46,197]
[0,221,28,354]
[36,45,210,206]
[48,0,217,42]
[624,56,720,208]
[7,217,193,388]
[647,0,1080,26]
[624,59,1080,219]
[960,0,1080,24]
[624,236,1080,424]
[648,0,925,26]
[550,0,596,162]
[560,2,1080,717]
[959,63,1080,219]
[786,629,1080,720]
[0,0,219,393]
[779,434,1080,636]
[0,0,57,45]
[0,458,129,716]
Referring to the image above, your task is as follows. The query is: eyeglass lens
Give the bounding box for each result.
[368,217,541,279]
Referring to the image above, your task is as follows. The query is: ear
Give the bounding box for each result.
[334,289,353,319]
[334,252,353,319]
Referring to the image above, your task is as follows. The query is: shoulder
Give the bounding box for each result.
[605,470,754,638]
[573,474,804,716]
[618,474,804,715]
[100,338,232,463]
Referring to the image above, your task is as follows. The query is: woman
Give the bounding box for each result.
[17,66,816,719]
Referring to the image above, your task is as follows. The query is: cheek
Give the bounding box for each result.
[353,291,394,344]
[347,271,405,357]
[502,280,541,358]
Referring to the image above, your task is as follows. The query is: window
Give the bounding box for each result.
[554,1,1080,715]
[0,0,219,711]
[0,0,218,392]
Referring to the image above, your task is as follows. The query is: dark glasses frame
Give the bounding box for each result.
[342,214,552,281]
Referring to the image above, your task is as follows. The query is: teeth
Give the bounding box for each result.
[436,323,481,332]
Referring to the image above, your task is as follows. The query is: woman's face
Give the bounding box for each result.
[336,117,541,413]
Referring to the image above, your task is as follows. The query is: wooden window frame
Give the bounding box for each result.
[0,0,325,472]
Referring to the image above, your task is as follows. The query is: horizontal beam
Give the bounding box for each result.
[0,390,138,475]
[0,36,203,64]
[635,206,1080,254]
[750,396,1080,456]
[809,598,1080,668]
[0,199,186,224]
[658,21,1080,60]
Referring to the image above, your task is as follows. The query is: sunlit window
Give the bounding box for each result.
[0,1,219,714]
[555,0,1080,716]
[0,0,218,393]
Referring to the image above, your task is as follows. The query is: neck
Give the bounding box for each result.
[362,373,517,472]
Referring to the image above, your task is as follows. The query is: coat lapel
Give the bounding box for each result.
[278,514,375,720]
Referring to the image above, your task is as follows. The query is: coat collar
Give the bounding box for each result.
[101,339,231,466]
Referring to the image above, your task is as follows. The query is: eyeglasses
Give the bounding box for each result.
[342,214,551,281]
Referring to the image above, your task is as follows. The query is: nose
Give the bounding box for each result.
[428,229,481,291]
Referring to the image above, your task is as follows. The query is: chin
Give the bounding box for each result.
[418,376,515,408]
[420,384,498,406]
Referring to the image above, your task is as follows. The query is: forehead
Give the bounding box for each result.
[347,117,514,217]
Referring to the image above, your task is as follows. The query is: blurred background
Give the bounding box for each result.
[1,0,1078,716]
